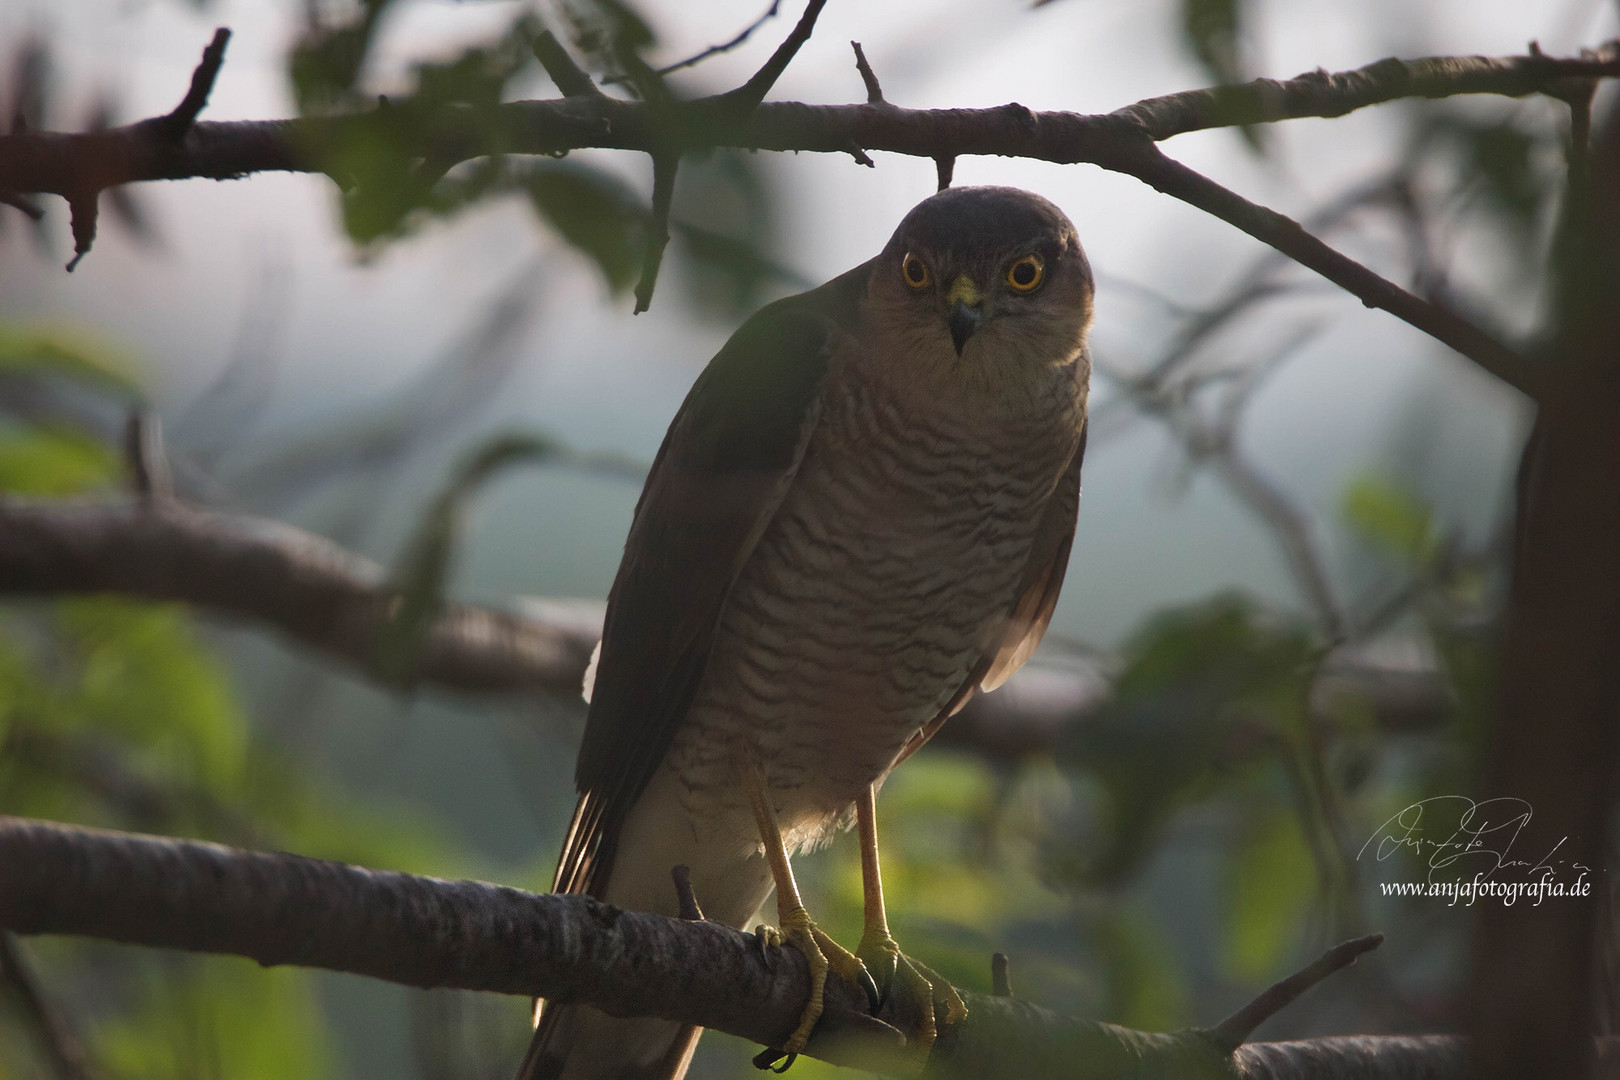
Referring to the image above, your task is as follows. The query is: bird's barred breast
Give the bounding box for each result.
[668,349,1085,854]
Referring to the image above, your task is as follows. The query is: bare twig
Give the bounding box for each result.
[851,41,884,104]
[121,407,173,501]
[63,190,95,272]
[162,28,230,139]
[1100,138,1539,396]
[1212,934,1384,1049]
[633,151,679,313]
[649,3,782,81]
[0,932,96,1080]
[990,953,1012,998]
[531,31,600,98]
[714,0,828,113]
[672,865,706,922]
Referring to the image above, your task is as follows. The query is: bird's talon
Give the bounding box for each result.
[752,1047,795,1072]
[856,963,881,1012]
[857,930,903,1006]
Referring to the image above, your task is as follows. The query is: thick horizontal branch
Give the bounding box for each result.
[4,43,1612,196]
[0,816,1516,1080]
[0,498,595,696]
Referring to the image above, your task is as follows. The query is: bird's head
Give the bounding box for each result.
[868,186,1094,373]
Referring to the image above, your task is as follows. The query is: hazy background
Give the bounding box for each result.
[1,0,1610,1077]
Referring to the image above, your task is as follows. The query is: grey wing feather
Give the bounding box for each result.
[551,266,867,899]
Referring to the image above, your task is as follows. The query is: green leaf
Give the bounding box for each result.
[1223,809,1316,981]
[1181,0,1242,83]
[1055,595,1316,886]
[0,425,118,495]
[1180,0,1263,150]
[380,432,565,682]
[1343,474,1435,563]
[0,324,138,394]
[57,599,248,791]
[1093,909,1188,1029]
[96,960,335,1080]
[525,162,645,293]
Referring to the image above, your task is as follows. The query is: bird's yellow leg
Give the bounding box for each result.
[855,785,968,1063]
[744,768,872,1065]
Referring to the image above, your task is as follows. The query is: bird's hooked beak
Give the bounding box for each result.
[946,275,983,356]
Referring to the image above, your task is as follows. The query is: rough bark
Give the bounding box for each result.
[0,815,1563,1080]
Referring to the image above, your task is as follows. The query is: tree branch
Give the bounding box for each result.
[0,498,596,696]
[0,816,1516,1080]
[1113,42,1620,141]
[0,498,1454,753]
[4,38,1614,388]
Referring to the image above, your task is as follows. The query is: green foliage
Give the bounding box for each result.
[525,162,646,293]
[1222,808,1315,981]
[1180,0,1244,87]
[381,431,566,681]
[95,960,334,1080]
[284,1,791,316]
[0,425,117,495]
[1343,473,1436,564]
[0,324,138,396]
[1057,595,1316,887]
[0,321,463,1080]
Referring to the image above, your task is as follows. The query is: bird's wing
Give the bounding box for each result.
[553,267,868,899]
[892,411,1087,767]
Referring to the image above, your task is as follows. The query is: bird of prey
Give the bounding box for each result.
[517,185,1093,1080]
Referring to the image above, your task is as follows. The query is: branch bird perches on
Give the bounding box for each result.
[0,815,1485,1080]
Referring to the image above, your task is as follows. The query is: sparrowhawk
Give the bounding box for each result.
[517,185,1093,1080]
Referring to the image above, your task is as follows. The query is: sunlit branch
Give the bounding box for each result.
[0,816,1510,1080]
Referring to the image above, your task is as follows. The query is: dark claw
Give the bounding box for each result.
[752,1048,795,1072]
[858,966,882,1012]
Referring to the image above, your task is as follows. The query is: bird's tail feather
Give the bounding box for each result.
[516,1005,697,1080]
[517,772,774,1080]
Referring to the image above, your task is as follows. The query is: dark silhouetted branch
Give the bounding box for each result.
[714,0,828,114]
[651,3,783,82]
[1114,41,1620,140]
[531,31,601,99]
[633,152,679,314]
[1096,138,1539,396]
[162,28,231,138]
[1213,934,1384,1049]
[851,41,884,104]
[6,35,1600,387]
[0,816,1528,1080]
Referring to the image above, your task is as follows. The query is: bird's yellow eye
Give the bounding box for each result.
[901,253,930,290]
[1006,254,1044,292]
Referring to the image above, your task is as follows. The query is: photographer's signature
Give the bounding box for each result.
[1357,796,1587,882]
